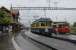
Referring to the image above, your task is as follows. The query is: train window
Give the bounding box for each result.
[49,21,52,26]
[53,25,56,28]
[58,25,62,28]
[46,21,52,26]
[32,24,35,27]
[46,21,48,26]
[36,23,39,27]
[41,22,45,26]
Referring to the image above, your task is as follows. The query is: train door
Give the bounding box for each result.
[52,24,58,35]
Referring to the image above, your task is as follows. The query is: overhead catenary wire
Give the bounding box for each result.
[53,0,59,21]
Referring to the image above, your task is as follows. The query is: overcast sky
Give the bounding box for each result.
[1,0,76,8]
[0,0,76,26]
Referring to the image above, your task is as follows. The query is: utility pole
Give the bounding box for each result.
[46,0,51,19]
[64,16,67,22]
[43,9,47,18]
[48,0,51,7]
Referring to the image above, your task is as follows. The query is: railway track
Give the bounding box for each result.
[21,33,57,50]
[33,33,76,44]
[20,30,76,50]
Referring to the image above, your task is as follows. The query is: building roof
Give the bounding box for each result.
[33,18,52,23]
[0,6,10,13]
[53,22,67,24]
[53,22,69,25]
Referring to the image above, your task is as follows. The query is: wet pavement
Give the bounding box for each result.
[14,32,52,50]
[52,34,76,40]
[11,30,76,50]
[22,30,76,50]
[0,35,15,50]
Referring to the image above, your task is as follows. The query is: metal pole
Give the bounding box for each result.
[48,0,51,7]
[64,16,67,22]
[53,1,58,21]
[43,9,47,18]
[47,0,52,18]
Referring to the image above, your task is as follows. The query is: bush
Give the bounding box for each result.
[70,27,76,34]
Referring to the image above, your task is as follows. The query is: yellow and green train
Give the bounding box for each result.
[31,18,53,35]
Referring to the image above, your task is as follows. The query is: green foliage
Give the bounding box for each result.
[73,22,76,27]
[71,27,76,34]
[0,10,12,24]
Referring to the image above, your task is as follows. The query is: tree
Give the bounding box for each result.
[73,22,76,27]
[0,10,12,24]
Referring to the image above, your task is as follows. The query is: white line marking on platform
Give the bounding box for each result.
[12,37,22,50]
